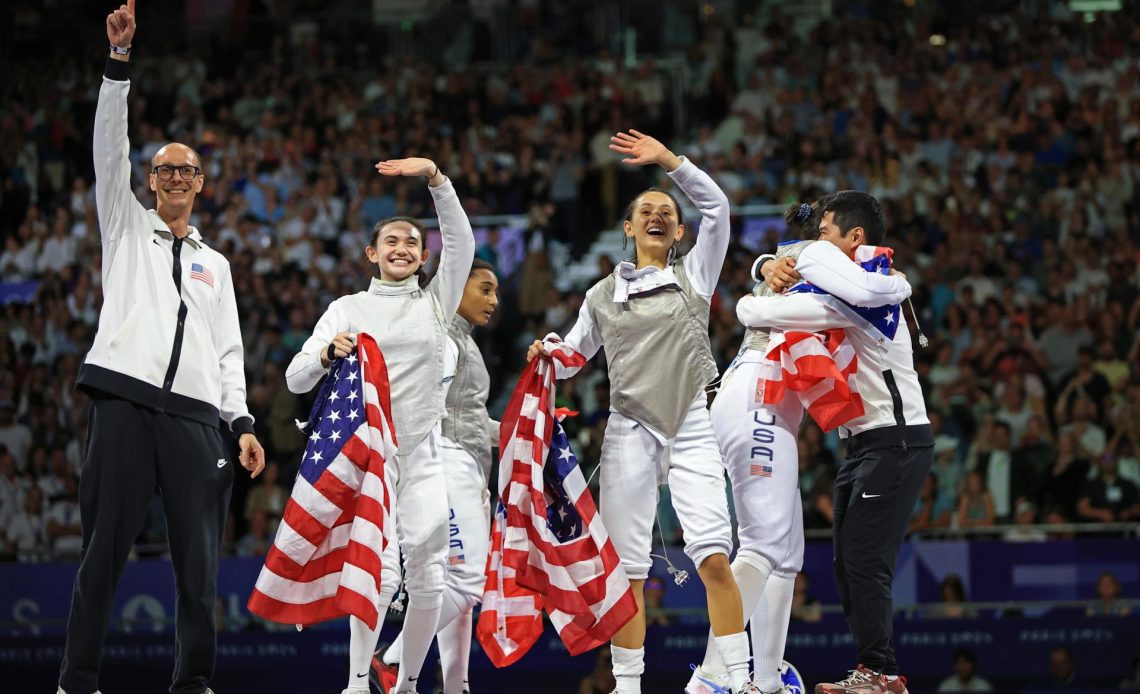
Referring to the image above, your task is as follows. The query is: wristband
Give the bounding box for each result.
[425,165,439,182]
[109,44,131,55]
[326,343,337,364]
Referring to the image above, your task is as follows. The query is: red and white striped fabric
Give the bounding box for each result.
[757,328,863,432]
[756,244,902,431]
[477,344,637,666]
[247,333,397,630]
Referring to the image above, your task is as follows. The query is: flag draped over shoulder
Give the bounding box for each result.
[247,333,397,630]
[758,245,899,431]
[477,344,637,666]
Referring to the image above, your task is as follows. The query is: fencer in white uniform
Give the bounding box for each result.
[376,259,500,694]
[284,158,474,694]
[528,131,755,694]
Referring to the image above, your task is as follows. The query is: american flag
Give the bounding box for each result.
[756,245,899,431]
[190,262,214,287]
[750,464,773,478]
[477,344,637,666]
[247,333,397,630]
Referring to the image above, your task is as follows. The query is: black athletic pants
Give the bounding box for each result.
[59,394,233,694]
[832,424,933,676]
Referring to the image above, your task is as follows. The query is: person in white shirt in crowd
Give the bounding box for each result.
[936,648,994,692]
[528,130,756,694]
[45,473,83,560]
[3,484,46,559]
[740,191,932,694]
[373,258,501,694]
[690,198,911,694]
[58,6,266,694]
[286,156,475,694]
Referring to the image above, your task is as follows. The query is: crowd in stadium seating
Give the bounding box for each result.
[1,1,1139,565]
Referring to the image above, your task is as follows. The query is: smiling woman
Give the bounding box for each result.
[525,130,756,694]
[282,155,476,694]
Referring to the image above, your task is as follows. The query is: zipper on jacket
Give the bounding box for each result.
[158,236,189,410]
[882,368,907,451]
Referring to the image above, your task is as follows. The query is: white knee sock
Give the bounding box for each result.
[611,644,645,694]
[752,571,795,693]
[347,605,389,690]
[701,555,773,676]
[715,631,752,692]
[437,608,473,693]
[383,588,469,667]
[393,602,442,692]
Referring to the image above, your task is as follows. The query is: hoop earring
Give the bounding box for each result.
[622,234,629,250]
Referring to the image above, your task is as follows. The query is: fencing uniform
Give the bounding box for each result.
[383,314,495,693]
[546,156,732,580]
[59,60,255,694]
[700,240,912,692]
[285,177,474,693]
[736,250,931,678]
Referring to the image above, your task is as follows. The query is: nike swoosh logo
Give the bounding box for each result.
[217,458,228,468]
[861,492,881,498]
[357,672,368,678]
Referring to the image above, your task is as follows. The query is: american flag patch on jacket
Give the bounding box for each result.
[751,464,773,478]
[190,262,214,287]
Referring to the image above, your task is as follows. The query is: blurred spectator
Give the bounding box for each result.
[579,648,616,694]
[1004,500,1048,543]
[2,485,46,560]
[235,510,273,558]
[909,473,952,535]
[0,406,32,471]
[243,462,287,533]
[1077,455,1140,524]
[643,576,672,628]
[1023,646,1080,691]
[790,571,822,623]
[934,574,976,620]
[1087,571,1132,618]
[956,471,996,529]
[43,473,81,560]
[937,647,994,692]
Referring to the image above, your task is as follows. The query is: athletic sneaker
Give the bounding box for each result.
[685,663,732,694]
[370,646,399,694]
[340,688,370,694]
[813,666,908,694]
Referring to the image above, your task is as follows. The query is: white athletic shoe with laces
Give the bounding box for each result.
[685,663,732,694]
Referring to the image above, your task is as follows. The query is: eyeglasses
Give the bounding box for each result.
[152,164,202,181]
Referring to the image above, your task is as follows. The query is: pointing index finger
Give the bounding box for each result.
[128,0,135,15]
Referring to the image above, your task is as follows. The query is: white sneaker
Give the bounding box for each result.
[685,663,732,694]
[341,688,369,694]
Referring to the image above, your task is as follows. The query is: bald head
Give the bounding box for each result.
[152,142,201,168]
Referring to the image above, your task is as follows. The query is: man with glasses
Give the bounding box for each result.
[57,4,264,694]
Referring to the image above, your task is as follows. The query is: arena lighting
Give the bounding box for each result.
[929,33,947,46]
[1069,0,1122,10]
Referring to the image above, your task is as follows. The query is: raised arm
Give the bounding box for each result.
[793,241,912,307]
[736,293,851,332]
[609,130,730,298]
[375,158,475,319]
[671,158,731,298]
[95,4,147,245]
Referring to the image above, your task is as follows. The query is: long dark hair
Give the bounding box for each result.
[371,215,430,286]
[622,187,687,264]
